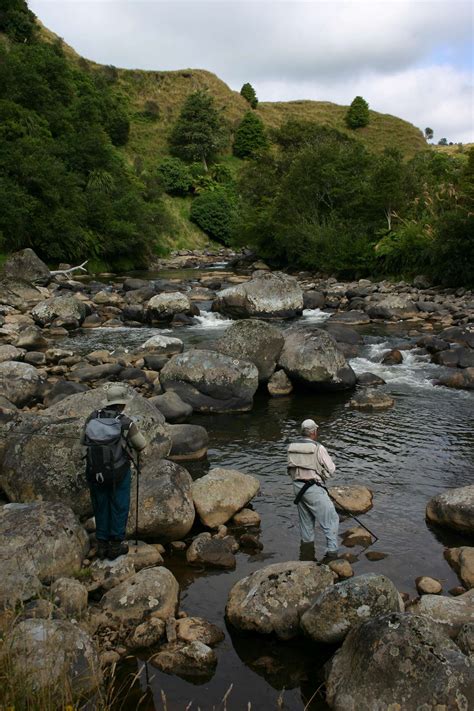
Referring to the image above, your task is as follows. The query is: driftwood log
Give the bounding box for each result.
[50,260,88,280]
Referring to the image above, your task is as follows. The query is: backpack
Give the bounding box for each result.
[84,409,131,485]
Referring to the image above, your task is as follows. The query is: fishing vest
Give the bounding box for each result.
[287,440,325,482]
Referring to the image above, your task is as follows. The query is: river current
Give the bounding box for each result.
[68,270,473,710]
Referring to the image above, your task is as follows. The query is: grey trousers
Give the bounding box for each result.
[293,480,339,551]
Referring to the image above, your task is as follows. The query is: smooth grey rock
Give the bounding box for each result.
[426,485,474,535]
[192,468,260,528]
[161,350,259,413]
[226,561,334,640]
[303,291,325,309]
[0,502,89,608]
[279,326,356,391]
[146,292,193,321]
[15,325,48,351]
[367,295,419,320]
[168,423,208,460]
[216,319,284,382]
[328,311,370,326]
[140,334,184,355]
[213,271,303,319]
[0,278,44,309]
[150,391,193,423]
[101,567,179,627]
[356,372,386,386]
[326,613,474,710]
[127,459,195,541]
[32,295,86,328]
[445,547,474,590]
[43,381,89,407]
[2,249,50,285]
[0,360,44,406]
[301,573,403,644]
[5,619,100,696]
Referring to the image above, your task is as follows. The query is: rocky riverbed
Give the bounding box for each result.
[0,248,473,709]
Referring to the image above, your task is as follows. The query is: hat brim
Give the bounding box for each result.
[105,398,128,406]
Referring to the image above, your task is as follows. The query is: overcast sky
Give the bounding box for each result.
[30,0,473,143]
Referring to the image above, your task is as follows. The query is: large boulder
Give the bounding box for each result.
[161,350,259,413]
[5,619,100,697]
[146,292,194,321]
[408,589,474,637]
[213,271,304,319]
[300,573,403,644]
[366,295,419,320]
[32,294,87,329]
[426,485,474,535]
[278,327,356,391]
[150,391,193,423]
[226,561,334,640]
[325,613,474,710]
[0,360,44,406]
[192,468,260,528]
[126,459,195,541]
[215,319,284,382]
[0,278,45,309]
[2,248,50,285]
[0,385,170,517]
[101,567,179,627]
[0,502,89,608]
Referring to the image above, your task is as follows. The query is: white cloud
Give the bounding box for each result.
[29,0,474,142]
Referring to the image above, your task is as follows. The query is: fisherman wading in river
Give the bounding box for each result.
[81,385,147,560]
[288,418,339,562]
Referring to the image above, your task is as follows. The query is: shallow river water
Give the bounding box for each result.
[69,270,473,710]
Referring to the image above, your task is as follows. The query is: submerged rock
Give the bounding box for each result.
[267,369,293,396]
[426,485,474,535]
[5,619,100,697]
[301,573,403,644]
[192,468,260,528]
[216,319,284,382]
[325,613,474,710]
[161,349,259,413]
[186,532,236,569]
[226,561,333,640]
[0,501,89,608]
[279,326,356,391]
[328,486,373,514]
[349,388,394,410]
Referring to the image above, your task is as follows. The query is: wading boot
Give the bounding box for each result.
[96,540,108,560]
[107,541,129,560]
[320,549,340,564]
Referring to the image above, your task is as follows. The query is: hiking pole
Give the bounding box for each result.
[320,483,379,543]
[135,450,140,548]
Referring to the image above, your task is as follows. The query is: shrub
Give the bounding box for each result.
[345,96,370,129]
[157,157,192,196]
[190,189,236,244]
[233,111,268,159]
[240,82,258,109]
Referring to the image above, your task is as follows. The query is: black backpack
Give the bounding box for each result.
[84,409,131,485]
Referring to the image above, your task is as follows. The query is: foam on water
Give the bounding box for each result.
[192,311,233,329]
[301,308,331,324]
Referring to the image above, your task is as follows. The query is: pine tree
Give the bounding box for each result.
[240,83,258,109]
[233,111,268,158]
[345,96,370,129]
[169,91,226,170]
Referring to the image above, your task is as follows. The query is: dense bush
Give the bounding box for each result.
[233,111,268,159]
[157,157,192,196]
[0,3,168,268]
[240,82,258,109]
[190,189,236,244]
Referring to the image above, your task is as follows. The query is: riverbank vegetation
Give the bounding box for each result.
[0,1,472,285]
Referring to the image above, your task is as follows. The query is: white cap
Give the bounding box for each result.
[301,419,319,433]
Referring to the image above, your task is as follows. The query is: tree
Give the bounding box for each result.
[370,149,407,231]
[345,96,370,129]
[424,127,434,141]
[438,137,448,146]
[233,111,268,158]
[240,82,258,109]
[168,91,226,170]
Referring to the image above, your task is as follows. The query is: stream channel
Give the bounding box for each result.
[68,265,474,710]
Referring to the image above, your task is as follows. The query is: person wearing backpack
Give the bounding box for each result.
[82,385,147,560]
[288,418,339,562]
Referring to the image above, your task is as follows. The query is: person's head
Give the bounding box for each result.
[301,418,319,440]
[105,384,130,412]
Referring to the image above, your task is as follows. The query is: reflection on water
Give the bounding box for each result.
[67,271,473,710]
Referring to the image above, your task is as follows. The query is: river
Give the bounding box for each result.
[68,268,473,710]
